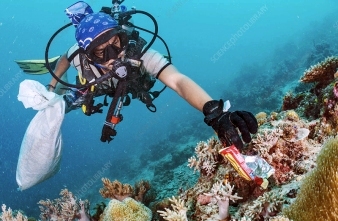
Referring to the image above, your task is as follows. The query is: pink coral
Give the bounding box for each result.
[197,194,212,205]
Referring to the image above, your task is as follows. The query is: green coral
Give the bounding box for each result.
[283,136,338,220]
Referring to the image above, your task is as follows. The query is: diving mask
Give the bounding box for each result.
[86,28,128,64]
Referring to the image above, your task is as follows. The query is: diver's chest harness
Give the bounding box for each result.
[75,34,158,114]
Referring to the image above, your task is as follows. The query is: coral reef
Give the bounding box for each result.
[156,102,326,220]
[38,189,90,221]
[159,138,263,220]
[5,51,338,221]
[99,197,152,221]
[249,112,313,185]
[283,136,338,220]
[281,57,338,140]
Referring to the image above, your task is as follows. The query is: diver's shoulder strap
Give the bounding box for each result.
[67,44,103,81]
[74,53,103,82]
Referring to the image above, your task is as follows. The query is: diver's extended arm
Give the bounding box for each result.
[48,54,70,92]
[158,64,212,112]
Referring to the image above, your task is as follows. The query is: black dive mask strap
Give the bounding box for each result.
[85,28,128,63]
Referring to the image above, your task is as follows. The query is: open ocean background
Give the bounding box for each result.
[1,0,338,218]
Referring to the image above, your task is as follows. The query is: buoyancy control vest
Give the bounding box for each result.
[74,32,161,116]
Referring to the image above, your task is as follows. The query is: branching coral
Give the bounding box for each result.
[0,204,28,221]
[157,197,188,221]
[251,128,282,158]
[301,56,338,84]
[99,178,151,204]
[134,180,151,203]
[203,181,242,220]
[99,178,133,201]
[38,189,90,221]
[187,137,223,176]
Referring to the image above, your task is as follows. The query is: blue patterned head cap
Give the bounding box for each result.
[75,12,119,50]
[65,1,94,27]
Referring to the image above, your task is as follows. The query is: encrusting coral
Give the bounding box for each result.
[99,198,152,221]
[0,204,28,221]
[283,136,338,221]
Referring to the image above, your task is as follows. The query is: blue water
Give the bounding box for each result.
[1,0,338,218]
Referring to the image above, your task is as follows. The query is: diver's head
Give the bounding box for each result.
[75,12,128,64]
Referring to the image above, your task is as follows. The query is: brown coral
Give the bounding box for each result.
[99,178,133,201]
[134,180,151,203]
[282,92,305,111]
[301,56,338,83]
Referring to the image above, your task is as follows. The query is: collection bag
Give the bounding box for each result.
[17,80,65,190]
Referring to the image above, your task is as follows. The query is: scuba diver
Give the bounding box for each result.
[18,1,258,147]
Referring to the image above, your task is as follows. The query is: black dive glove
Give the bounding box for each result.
[203,99,258,150]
